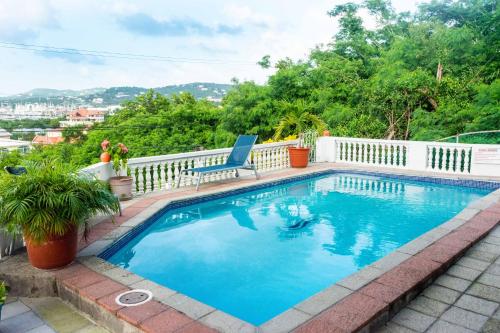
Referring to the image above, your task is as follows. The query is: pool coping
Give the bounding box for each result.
[65,165,500,332]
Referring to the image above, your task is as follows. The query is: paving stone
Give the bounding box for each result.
[422,285,461,305]
[199,310,256,333]
[371,251,412,271]
[0,311,45,333]
[102,267,144,286]
[261,308,311,333]
[129,279,177,302]
[398,237,434,256]
[455,294,499,316]
[77,256,116,273]
[26,325,57,333]
[457,257,491,271]
[337,267,381,291]
[26,298,90,333]
[139,309,193,333]
[316,292,388,332]
[161,293,215,320]
[391,308,436,332]
[441,218,468,231]
[482,318,500,333]
[77,240,113,257]
[95,289,128,314]
[440,306,489,331]
[446,265,482,281]
[117,300,168,326]
[62,269,107,291]
[486,263,500,276]
[478,273,500,288]
[0,300,31,320]
[295,284,352,315]
[455,208,480,220]
[79,279,126,301]
[466,283,500,303]
[177,321,218,333]
[376,322,417,333]
[475,242,500,256]
[427,320,475,333]
[359,281,403,304]
[434,274,472,292]
[465,249,498,263]
[407,296,449,317]
[73,326,110,333]
[484,235,500,246]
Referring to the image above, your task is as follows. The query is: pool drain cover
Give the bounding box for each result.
[115,289,153,307]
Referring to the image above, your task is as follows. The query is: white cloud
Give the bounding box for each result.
[0,0,58,41]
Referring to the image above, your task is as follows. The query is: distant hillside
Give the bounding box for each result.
[0,83,232,106]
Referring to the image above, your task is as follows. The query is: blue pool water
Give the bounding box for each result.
[106,173,491,325]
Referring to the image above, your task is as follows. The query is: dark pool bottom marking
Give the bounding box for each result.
[285,218,317,230]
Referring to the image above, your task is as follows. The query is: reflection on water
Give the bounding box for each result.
[108,173,489,325]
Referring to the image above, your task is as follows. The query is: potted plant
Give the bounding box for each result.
[273,100,326,168]
[108,143,133,200]
[0,281,7,320]
[100,140,112,163]
[0,160,119,269]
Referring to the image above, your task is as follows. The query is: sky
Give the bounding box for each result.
[0,0,421,95]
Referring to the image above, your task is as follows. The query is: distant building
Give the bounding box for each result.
[0,138,31,153]
[0,128,11,139]
[32,128,64,145]
[60,108,105,127]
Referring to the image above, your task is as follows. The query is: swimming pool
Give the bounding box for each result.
[103,172,492,325]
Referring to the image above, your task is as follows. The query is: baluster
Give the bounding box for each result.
[173,161,180,188]
[346,142,351,162]
[271,148,277,170]
[136,165,145,194]
[426,146,433,170]
[457,148,464,173]
[162,161,173,190]
[379,144,385,165]
[130,166,139,194]
[152,163,160,191]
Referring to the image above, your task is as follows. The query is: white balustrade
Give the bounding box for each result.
[425,143,472,174]
[317,136,500,177]
[121,140,298,195]
[333,137,408,168]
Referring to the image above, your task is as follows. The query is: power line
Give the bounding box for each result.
[0,41,257,66]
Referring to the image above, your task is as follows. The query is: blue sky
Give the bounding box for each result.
[0,0,420,95]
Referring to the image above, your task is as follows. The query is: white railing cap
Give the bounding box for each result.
[127,140,299,165]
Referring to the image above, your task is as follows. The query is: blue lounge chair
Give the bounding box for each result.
[177,135,259,191]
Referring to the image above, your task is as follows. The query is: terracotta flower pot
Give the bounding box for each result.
[25,225,78,269]
[100,152,111,163]
[323,130,331,136]
[288,147,310,168]
[109,176,133,201]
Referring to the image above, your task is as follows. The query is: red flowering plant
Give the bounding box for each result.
[111,143,129,176]
[100,140,111,153]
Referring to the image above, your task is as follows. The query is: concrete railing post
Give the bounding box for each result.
[406,141,428,172]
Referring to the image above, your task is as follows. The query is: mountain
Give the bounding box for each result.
[0,83,232,106]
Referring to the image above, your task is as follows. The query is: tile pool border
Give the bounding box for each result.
[70,166,500,333]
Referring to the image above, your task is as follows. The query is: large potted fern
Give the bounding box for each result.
[0,160,119,269]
